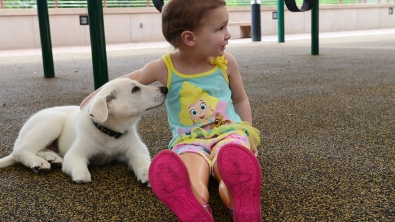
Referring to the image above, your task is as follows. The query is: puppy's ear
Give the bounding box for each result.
[89,94,112,122]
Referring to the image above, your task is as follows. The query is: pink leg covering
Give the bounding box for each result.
[149,150,214,222]
[217,144,262,222]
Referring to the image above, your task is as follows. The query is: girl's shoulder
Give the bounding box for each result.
[222,51,239,77]
[223,51,237,64]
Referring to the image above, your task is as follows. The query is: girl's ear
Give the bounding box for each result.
[181,31,196,47]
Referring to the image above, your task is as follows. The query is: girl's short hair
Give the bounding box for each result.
[162,0,226,48]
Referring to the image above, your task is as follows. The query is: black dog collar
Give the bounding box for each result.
[91,119,126,139]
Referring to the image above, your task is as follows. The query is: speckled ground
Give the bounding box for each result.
[0,31,394,221]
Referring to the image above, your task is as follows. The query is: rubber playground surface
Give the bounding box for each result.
[0,29,394,221]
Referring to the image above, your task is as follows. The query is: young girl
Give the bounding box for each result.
[82,0,262,221]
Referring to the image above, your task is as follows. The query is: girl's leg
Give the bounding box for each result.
[149,150,213,222]
[211,133,250,208]
[213,163,233,208]
[213,143,262,221]
[180,152,211,206]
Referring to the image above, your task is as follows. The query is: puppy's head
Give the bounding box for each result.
[89,79,167,123]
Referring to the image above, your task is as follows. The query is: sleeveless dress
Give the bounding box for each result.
[162,53,260,157]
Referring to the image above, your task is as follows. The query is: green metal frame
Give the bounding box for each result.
[277,0,319,55]
[37,0,55,78]
[277,0,285,42]
[311,0,319,55]
[88,0,109,89]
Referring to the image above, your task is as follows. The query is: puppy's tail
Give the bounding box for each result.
[0,155,17,168]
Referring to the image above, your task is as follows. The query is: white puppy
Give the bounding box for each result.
[0,78,167,183]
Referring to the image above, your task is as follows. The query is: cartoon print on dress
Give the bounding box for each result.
[177,82,232,135]
[209,112,231,129]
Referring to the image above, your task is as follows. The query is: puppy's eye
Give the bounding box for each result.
[132,86,140,93]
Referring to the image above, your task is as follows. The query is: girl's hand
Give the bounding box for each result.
[251,143,258,157]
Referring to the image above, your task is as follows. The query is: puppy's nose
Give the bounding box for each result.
[160,87,168,95]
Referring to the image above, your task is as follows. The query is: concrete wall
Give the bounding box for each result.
[0,4,394,50]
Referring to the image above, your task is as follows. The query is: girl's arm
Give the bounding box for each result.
[225,52,253,126]
[80,58,167,108]
[226,52,258,156]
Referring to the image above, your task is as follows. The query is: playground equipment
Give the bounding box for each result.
[36,0,320,88]
[251,0,262,41]
[36,0,108,89]
[280,0,319,55]
[87,0,109,89]
[36,0,54,78]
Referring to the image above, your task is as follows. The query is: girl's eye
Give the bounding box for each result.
[190,109,198,116]
[219,26,224,31]
[200,103,206,110]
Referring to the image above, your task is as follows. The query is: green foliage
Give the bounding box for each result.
[4,0,35,9]
[226,0,239,6]
[55,0,87,9]
[105,0,148,8]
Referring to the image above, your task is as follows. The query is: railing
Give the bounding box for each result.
[0,0,155,8]
[0,0,393,9]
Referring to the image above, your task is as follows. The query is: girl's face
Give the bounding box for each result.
[194,6,231,57]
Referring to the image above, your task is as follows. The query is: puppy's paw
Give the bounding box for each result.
[136,167,149,184]
[49,160,63,170]
[31,160,51,174]
[48,158,63,169]
[39,152,63,164]
[72,170,92,183]
[36,151,63,170]
[72,164,91,183]
[63,162,91,183]
[73,178,92,184]
[128,155,151,184]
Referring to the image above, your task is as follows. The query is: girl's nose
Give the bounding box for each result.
[225,29,231,40]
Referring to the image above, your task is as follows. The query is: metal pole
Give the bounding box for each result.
[251,0,261,41]
[36,0,55,78]
[87,0,109,89]
[277,0,285,42]
[311,0,319,55]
